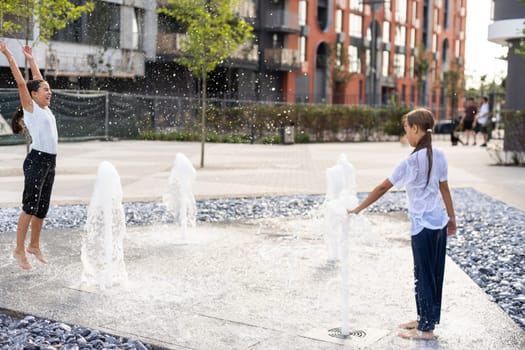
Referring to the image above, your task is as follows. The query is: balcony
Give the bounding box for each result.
[262,10,300,33]
[264,48,300,71]
[228,43,259,68]
[235,0,255,18]
[44,44,144,78]
[156,33,187,55]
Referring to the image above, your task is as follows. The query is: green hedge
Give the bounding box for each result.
[141,104,412,143]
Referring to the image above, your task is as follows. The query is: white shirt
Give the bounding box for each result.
[388,147,449,236]
[23,100,58,155]
[478,102,490,126]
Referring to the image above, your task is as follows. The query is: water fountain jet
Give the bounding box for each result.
[81,161,128,290]
[163,152,197,238]
[322,154,365,338]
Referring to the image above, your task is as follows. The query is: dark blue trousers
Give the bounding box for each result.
[411,226,447,331]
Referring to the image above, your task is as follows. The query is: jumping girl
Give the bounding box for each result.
[347,108,457,340]
[1,40,58,270]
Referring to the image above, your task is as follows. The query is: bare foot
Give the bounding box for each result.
[13,251,32,270]
[398,328,435,340]
[26,247,48,264]
[399,320,418,329]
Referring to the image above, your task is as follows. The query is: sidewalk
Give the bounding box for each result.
[1,140,524,211]
[0,140,524,349]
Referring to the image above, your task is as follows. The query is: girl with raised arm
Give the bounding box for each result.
[1,40,58,270]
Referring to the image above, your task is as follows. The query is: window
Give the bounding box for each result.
[132,8,145,51]
[348,45,360,73]
[410,28,416,49]
[350,0,363,11]
[382,51,389,77]
[441,39,449,64]
[336,9,343,33]
[443,0,450,29]
[410,55,415,78]
[395,25,406,47]
[299,0,307,26]
[53,0,121,48]
[397,0,407,23]
[349,13,362,37]
[299,36,306,62]
[394,53,406,77]
[272,33,284,49]
[412,1,418,23]
[383,1,392,16]
[336,43,342,67]
[383,21,390,42]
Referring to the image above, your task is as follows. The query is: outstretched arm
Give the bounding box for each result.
[23,45,43,80]
[0,40,33,111]
[439,180,457,236]
[347,178,393,215]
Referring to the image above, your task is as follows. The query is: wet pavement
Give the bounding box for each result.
[0,214,524,349]
[0,140,524,349]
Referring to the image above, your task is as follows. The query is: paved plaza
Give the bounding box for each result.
[0,140,524,349]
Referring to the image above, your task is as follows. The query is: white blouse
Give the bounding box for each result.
[23,100,58,155]
[388,147,450,236]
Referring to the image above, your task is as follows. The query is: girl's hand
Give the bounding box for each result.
[22,45,34,59]
[0,40,8,54]
[347,208,359,215]
[447,218,457,236]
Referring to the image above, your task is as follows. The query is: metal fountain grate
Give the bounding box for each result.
[328,327,367,339]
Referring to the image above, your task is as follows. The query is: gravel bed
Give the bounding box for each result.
[0,188,523,348]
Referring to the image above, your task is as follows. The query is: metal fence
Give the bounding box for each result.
[0,89,210,141]
[0,88,453,143]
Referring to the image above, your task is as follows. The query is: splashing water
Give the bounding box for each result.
[163,152,197,237]
[322,153,366,336]
[323,153,358,262]
[81,161,128,290]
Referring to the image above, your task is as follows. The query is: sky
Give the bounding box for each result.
[464,0,508,89]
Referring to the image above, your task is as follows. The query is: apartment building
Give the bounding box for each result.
[0,0,157,92]
[0,0,467,118]
[281,0,467,117]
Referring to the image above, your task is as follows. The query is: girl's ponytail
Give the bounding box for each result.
[404,108,435,187]
[11,106,24,134]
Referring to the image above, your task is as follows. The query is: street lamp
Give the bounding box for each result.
[361,0,385,107]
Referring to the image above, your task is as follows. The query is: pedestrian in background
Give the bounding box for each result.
[461,97,477,145]
[475,96,490,147]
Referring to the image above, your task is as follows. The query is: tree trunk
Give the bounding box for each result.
[200,67,206,168]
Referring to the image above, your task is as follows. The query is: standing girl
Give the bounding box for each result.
[347,108,457,340]
[1,40,58,270]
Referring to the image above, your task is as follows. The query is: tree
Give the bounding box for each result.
[0,0,93,77]
[0,0,93,43]
[414,44,433,106]
[330,42,356,104]
[159,0,253,168]
[441,60,465,118]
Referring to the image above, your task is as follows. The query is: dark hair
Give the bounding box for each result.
[11,106,24,134]
[403,108,435,187]
[10,79,45,135]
